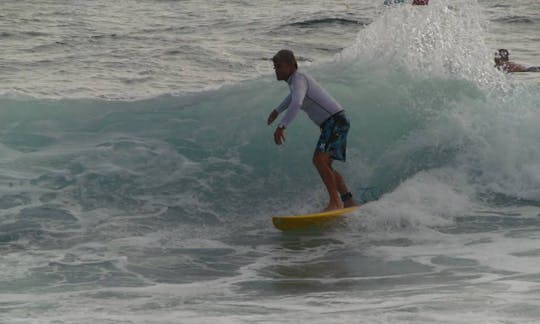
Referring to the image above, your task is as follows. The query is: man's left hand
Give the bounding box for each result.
[273,127,285,145]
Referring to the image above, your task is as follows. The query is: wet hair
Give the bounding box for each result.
[272,49,298,68]
[496,49,509,60]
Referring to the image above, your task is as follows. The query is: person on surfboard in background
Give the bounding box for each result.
[267,49,358,212]
[412,0,429,4]
[494,49,540,73]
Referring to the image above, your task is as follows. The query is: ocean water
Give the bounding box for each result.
[1,0,540,323]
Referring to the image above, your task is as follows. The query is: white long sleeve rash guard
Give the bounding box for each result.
[275,71,344,128]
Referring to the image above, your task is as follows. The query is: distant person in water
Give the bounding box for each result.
[495,49,540,73]
[267,49,358,212]
[412,0,429,4]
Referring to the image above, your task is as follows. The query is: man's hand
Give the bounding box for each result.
[267,110,279,125]
[273,126,285,145]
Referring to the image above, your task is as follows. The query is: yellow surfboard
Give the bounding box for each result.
[272,206,359,231]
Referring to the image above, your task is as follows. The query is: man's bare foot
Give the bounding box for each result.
[344,199,359,208]
[323,202,343,212]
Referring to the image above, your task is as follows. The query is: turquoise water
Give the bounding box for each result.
[2,1,540,323]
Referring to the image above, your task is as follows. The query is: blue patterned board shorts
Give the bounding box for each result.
[315,111,350,161]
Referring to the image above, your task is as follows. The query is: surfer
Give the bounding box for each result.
[267,49,358,212]
[412,0,429,5]
[494,49,540,73]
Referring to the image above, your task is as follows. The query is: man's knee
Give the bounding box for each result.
[313,152,331,168]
